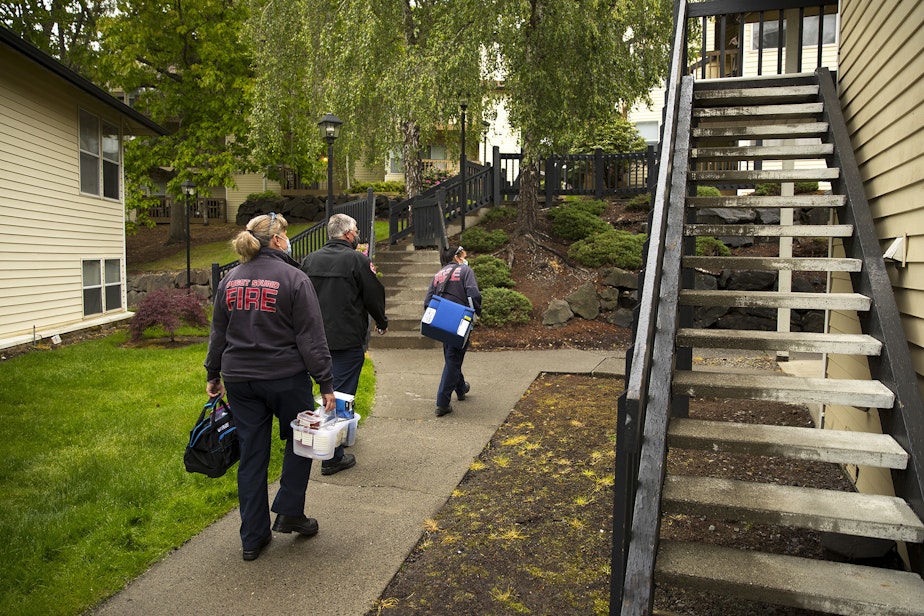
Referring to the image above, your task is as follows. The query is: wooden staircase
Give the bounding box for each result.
[368,245,441,350]
[615,70,924,614]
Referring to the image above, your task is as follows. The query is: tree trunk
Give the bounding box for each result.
[514,131,541,238]
[403,120,423,197]
[167,196,187,245]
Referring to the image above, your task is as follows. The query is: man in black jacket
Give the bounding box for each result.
[300,213,388,474]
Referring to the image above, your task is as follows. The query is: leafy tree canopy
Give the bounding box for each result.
[98,0,254,225]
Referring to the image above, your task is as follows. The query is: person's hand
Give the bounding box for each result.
[320,392,336,412]
[206,378,224,398]
[375,327,387,335]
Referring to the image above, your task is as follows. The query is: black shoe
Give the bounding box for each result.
[435,404,453,417]
[271,514,319,537]
[321,453,356,476]
[242,534,272,561]
[457,382,471,401]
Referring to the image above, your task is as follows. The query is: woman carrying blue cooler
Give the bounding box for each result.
[423,244,482,417]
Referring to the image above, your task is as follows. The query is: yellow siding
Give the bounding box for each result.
[225,172,281,225]
[839,0,924,388]
[354,161,385,184]
[1,46,131,348]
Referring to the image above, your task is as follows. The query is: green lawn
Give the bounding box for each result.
[0,325,375,615]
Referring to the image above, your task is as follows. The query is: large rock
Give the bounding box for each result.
[601,267,638,290]
[542,299,574,326]
[565,283,600,320]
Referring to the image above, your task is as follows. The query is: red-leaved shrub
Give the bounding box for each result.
[130,288,209,341]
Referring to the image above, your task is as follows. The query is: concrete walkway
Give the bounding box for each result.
[90,348,624,616]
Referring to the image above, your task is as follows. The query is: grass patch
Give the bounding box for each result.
[0,331,375,614]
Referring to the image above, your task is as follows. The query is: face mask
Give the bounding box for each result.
[285,237,292,255]
[462,258,468,266]
[350,235,359,250]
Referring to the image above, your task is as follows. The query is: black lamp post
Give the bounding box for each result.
[317,112,343,222]
[482,120,490,164]
[181,180,196,294]
[459,101,467,231]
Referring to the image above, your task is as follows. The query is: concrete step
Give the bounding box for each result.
[688,168,840,183]
[368,330,439,350]
[388,287,432,303]
[668,418,909,469]
[693,84,819,106]
[680,289,871,311]
[686,194,846,209]
[693,102,824,121]
[655,541,924,615]
[690,143,834,161]
[685,223,852,238]
[682,255,862,272]
[672,371,895,409]
[662,475,924,543]
[692,122,828,140]
[380,272,434,287]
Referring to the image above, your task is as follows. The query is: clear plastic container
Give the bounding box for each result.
[290,419,345,460]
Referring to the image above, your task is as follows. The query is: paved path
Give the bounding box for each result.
[90,348,625,616]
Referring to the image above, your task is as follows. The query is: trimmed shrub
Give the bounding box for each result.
[480,288,533,327]
[482,205,517,224]
[696,185,722,197]
[546,207,612,241]
[460,226,509,253]
[696,236,731,256]
[130,288,208,341]
[351,180,405,194]
[753,181,820,196]
[568,228,647,269]
[471,255,514,289]
[626,193,651,211]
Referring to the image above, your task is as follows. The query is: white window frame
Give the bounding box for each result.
[82,258,123,316]
[751,14,837,51]
[79,108,122,200]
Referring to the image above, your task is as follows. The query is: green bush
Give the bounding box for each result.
[129,288,209,341]
[460,227,509,252]
[696,185,722,197]
[626,193,651,211]
[471,255,514,289]
[555,199,608,216]
[568,228,647,269]
[695,236,731,256]
[482,205,517,224]
[546,207,611,241]
[480,288,533,327]
[351,180,405,194]
[753,181,819,196]
[245,190,280,201]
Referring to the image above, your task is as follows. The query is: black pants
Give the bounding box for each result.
[225,372,315,550]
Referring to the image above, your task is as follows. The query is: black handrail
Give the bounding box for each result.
[610,0,690,611]
[211,189,376,285]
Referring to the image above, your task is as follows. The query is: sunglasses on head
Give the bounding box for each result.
[455,246,465,255]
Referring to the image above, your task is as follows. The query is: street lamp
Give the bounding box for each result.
[181,179,196,295]
[482,120,490,164]
[459,101,467,231]
[317,112,343,222]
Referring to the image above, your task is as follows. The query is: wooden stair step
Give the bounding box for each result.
[692,122,828,140]
[677,328,881,355]
[685,223,852,238]
[683,255,862,272]
[690,144,834,161]
[672,371,895,409]
[689,168,840,183]
[668,418,908,469]
[655,541,924,615]
[662,475,924,543]
[693,85,819,105]
[686,194,846,209]
[680,289,871,311]
[693,102,824,120]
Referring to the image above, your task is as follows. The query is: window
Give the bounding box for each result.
[83,259,123,316]
[79,108,122,199]
[635,121,661,145]
[751,14,837,50]
[389,153,405,175]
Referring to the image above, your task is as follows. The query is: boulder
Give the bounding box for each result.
[542,299,574,326]
[565,283,600,320]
